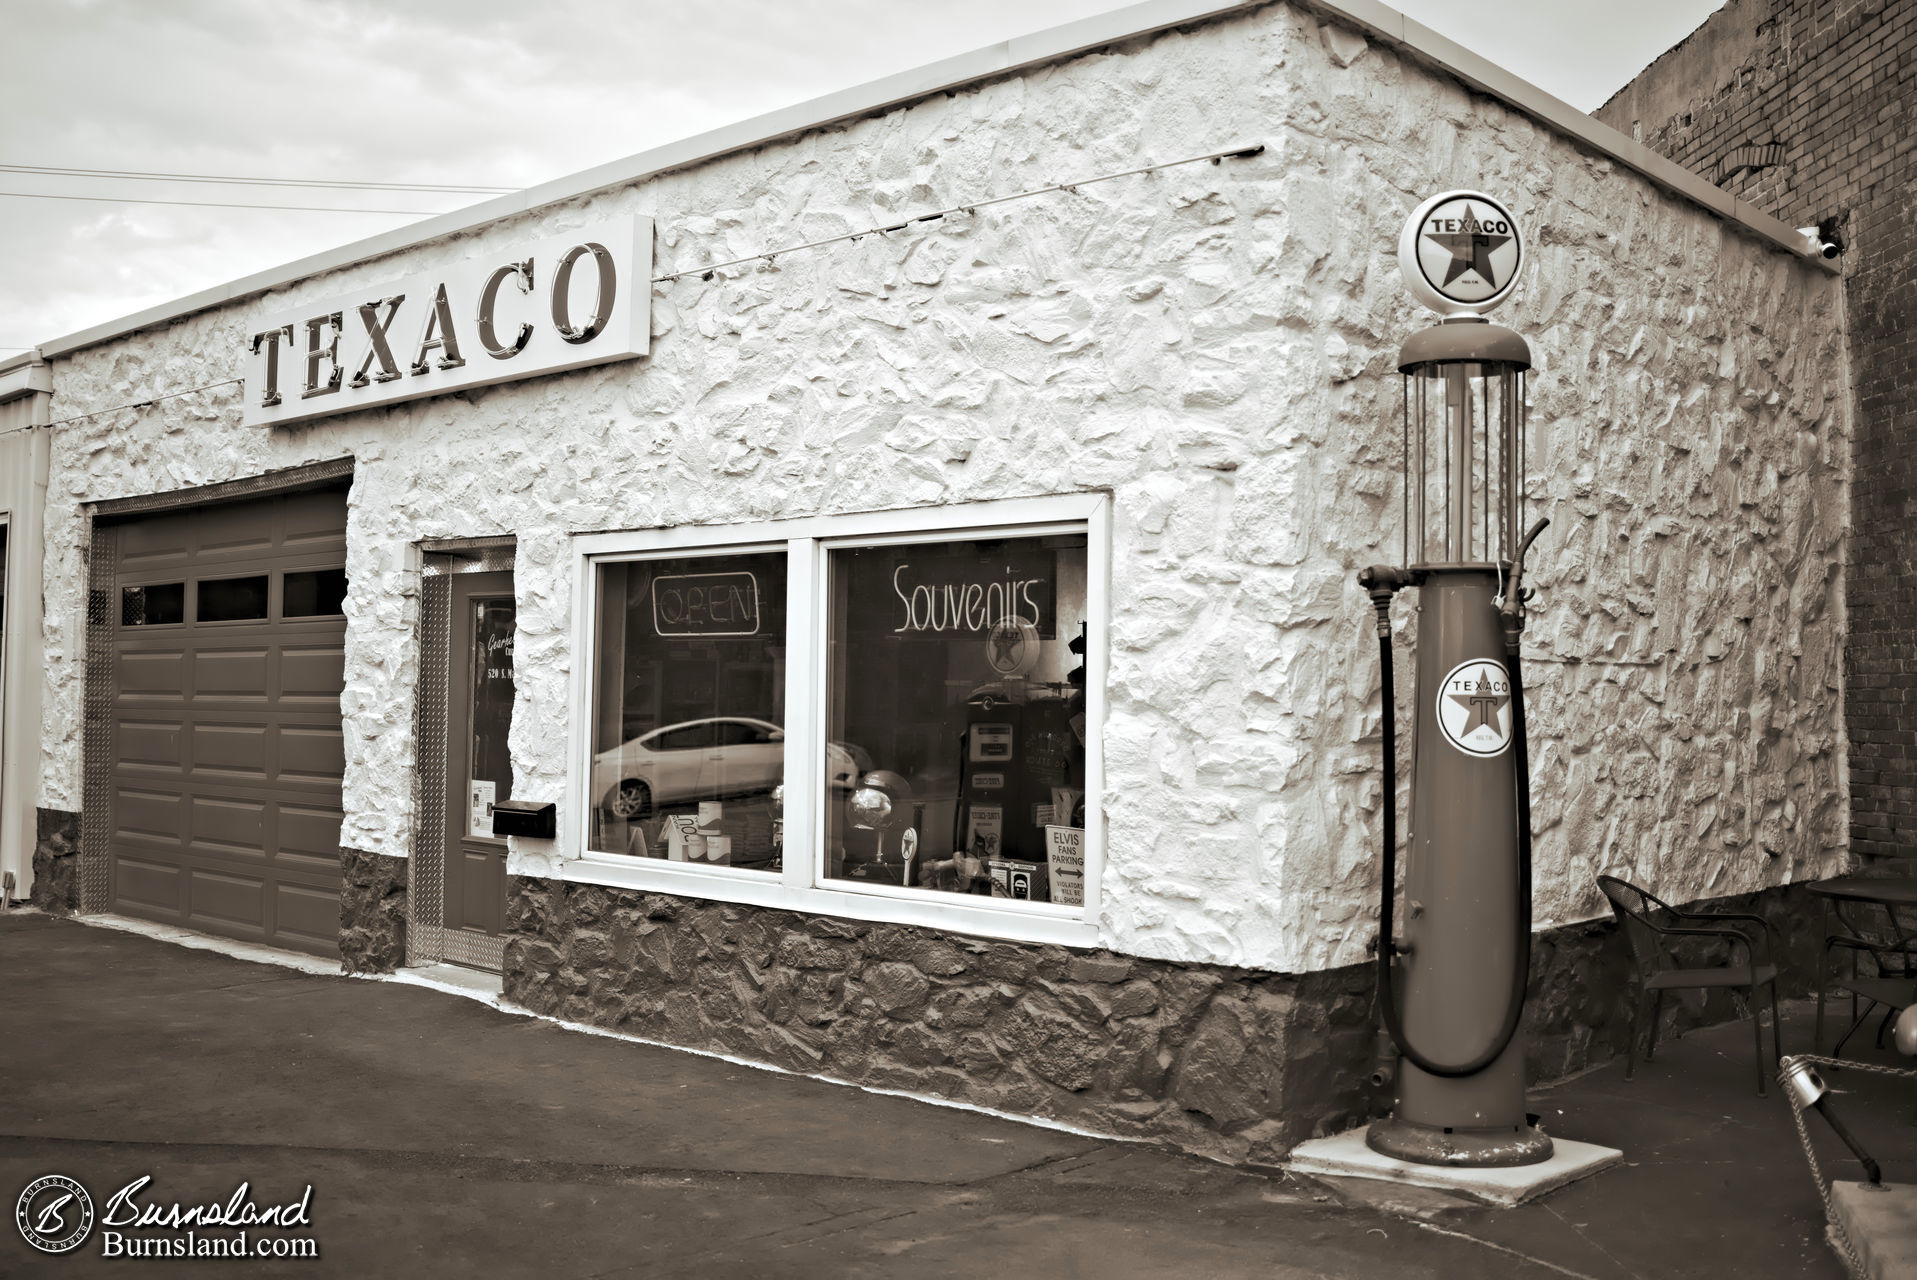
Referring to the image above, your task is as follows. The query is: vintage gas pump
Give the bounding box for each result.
[1358,191,1553,1167]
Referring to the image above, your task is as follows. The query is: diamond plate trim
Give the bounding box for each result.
[420,536,518,577]
[79,522,115,913]
[408,923,507,972]
[408,569,451,967]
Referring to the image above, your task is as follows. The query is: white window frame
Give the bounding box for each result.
[565,493,1108,947]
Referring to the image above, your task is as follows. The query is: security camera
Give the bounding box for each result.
[1796,220,1845,259]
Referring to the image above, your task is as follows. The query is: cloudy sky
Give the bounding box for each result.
[1,0,1724,355]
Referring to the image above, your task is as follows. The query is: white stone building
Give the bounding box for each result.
[0,0,1848,1163]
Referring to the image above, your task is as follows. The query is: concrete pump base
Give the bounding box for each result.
[1287,1124,1622,1206]
[1830,1181,1917,1280]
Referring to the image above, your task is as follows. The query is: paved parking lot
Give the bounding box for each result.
[1,910,1906,1277]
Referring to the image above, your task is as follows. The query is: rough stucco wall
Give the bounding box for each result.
[33,2,1847,973]
[1595,0,1911,871]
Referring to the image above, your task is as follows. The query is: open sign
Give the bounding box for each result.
[651,572,760,637]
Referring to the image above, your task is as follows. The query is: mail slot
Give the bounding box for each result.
[491,800,556,839]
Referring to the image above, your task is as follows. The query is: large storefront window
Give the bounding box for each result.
[825,535,1087,905]
[573,496,1104,944]
[588,551,787,868]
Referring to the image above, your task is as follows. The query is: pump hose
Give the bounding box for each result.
[1373,622,1534,1079]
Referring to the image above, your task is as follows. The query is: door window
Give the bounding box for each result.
[466,597,515,838]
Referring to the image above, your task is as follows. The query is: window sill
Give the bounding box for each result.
[556,852,1101,948]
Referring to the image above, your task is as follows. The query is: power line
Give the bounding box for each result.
[41,378,243,428]
[0,190,448,216]
[653,141,1266,283]
[0,162,514,195]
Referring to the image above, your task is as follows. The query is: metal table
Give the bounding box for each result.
[1808,875,1917,1054]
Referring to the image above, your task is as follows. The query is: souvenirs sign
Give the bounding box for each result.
[241,215,651,427]
[1398,191,1523,316]
[848,544,1058,639]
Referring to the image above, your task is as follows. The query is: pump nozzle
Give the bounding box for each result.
[1498,518,1550,652]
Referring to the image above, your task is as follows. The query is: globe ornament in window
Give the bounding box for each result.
[986,616,1041,679]
[841,770,918,883]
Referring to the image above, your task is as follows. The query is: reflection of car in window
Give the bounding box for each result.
[591,716,869,820]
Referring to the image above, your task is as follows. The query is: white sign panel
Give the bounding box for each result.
[469,779,497,838]
[241,215,651,427]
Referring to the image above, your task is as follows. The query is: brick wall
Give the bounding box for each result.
[1599,0,1917,859]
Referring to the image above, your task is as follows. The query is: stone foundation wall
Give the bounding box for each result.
[339,848,407,975]
[503,876,1824,1164]
[505,876,1378,1166]
[30,807,78,914]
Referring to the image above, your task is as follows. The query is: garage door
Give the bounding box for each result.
[107,488,348,958]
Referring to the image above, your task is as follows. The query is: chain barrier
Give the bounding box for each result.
[1781,1053,1917,1279]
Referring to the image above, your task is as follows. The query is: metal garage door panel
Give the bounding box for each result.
[190,796,267,854]
[115,787,186,842]
[117,721,185,771]
[274,883,341,950]
[191,503,277,558]
[188,869,266,930]
[279,727,345,783]
[280,646,346,701]
[193,723,271,777]
[194,648,269,697]
[115,857,184,913]
[278,805,346,869]
[116,516,192,569]
[119,650,186,696]
[281,491,351,549]
[107,488,348,959]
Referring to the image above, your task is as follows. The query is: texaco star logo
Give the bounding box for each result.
[986,617,1040,677]
[1436,658,1513,758]
[1421,204,1513,298]
[1398,190,1525,315]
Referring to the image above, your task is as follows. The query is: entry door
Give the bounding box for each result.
[443,571,514,945]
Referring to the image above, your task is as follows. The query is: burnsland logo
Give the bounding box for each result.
[15,1173,321,1260]
[15,1174,93,1254]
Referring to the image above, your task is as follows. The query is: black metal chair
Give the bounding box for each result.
[1596,875,1784,1096]
[1818,915,1917,1057]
